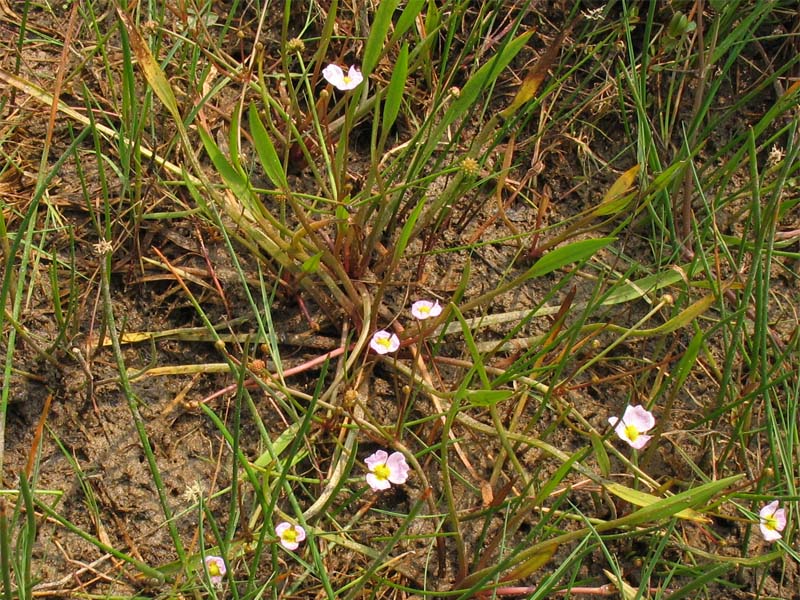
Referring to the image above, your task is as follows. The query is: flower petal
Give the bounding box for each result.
[760,522,783,542]
[344,65,364,89]
[386,452,410,484]
[623,405,655,431]
[759,500,780,519]
[611,420,630,442]
[322,64,344,87]
[366,472,392,490]
[774,508,787,531]
[294,525,307,542]
[628,434,652,450]
[365,450,388,469]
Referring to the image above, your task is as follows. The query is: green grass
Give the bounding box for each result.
[1,0,799,598]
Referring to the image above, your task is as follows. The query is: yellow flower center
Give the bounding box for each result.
[208,562,221,577]
[624,424,640,441]
[763,515,778,531]
[376,337,391,348]
[343,75,351,84]
[418,306,430,315]
[282,527,298,543]
[373,463,391,481]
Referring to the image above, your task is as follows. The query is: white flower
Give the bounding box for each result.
[582,6,604,21]
[370,330,400,354]
[275,521,306,551]
[411,299,443,320]
[92,239,114,255]
[182,481,204,503]
[759,500,787,542]
[204,555,226,586]
[608,405,655,449]
[365,450,410,491]
[322,64,363,91]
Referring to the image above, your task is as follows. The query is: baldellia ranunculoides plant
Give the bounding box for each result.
[185,5,630,339]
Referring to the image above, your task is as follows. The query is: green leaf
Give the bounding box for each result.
[527,237,614,279]
[301,251,324,273]
[647,293,716,335]
[672,329,704,391]
[504,545,556,581]
[392,0,425,43]
[500,25,570,119]
[461,389,513,407]
[590,432,610,478]
[115,8,180,122]
[612,474,742,528]
[603,570,639,600]
[451,304,490,388]
[664,564,735,600]
[442,30,533,132]
[382,42,408,136]
[604,482,710,523]
[392,194,425,264]
[602,267,686,305]
[198,126,252,201]
[248,104,288,190]
[253,422,301,468]
[228,101,243,173]
[362,0,399,76]
[592,164,640,216]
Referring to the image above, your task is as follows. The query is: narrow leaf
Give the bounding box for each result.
[500,25,570,119]
[503,545,556,581]
[229,101,243,172]
[198,126,251,201]
[672,329,705,392]
[443,31,533,132]
[604,482,710,523]
[603,570,639,600]
[392,0,425,43]
[253,422,301,468]
[526,237,613,279]
[592,164,640,216]
[248,104,288,189]
[363,0,399,76]
[301,252,324,273]
[382,42,408,136]
[591,432,610,478]
[648,293,716,335]
[602,267,686,305]
[462,389,513,407]
[392,192,425,262]
[115,8,180,121]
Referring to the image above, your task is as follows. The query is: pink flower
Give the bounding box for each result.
[204,555,226,586]
[411,299,443,320]
[370,330,400,354]
[608,405,655,449]
[322,64,363,90]
[759,500,787,542]
[365,450,410,490]
[275,521,306,551]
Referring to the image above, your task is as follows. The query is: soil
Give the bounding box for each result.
[1,2,798,599]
